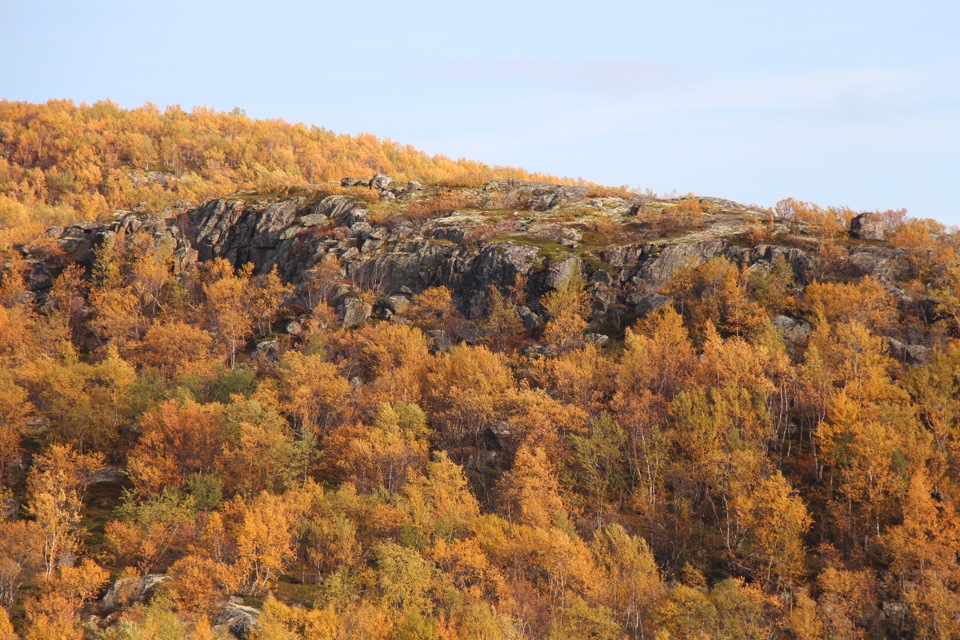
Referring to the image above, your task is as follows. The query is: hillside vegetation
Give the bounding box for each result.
[0,101,960,639]
[0,100,571,245]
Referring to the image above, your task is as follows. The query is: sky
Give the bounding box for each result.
[2,0,959,224]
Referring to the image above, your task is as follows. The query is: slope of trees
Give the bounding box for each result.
[0,100,570,245]
[0,208,959,639]
[1,100,960,638]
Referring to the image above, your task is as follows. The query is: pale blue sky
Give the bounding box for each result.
[2,0,959,224]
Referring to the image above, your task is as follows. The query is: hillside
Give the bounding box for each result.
[0,100,573,246]
[1,106,960,639]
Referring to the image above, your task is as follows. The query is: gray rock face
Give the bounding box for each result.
[340,296,373,327]
[386,295,411,314]
[426,329,453,352]
[218,601,260,639]
[635,294,670,317]
[21,212,193,292]
[771,315,812,335]
[19,181,919,344]
[851,212,886,240]
[518,306,542,330]
[886,337,931,365]
[102,574,170,612]
[369,173,393,190]
[543,255,582,291]
[299,213,327,227]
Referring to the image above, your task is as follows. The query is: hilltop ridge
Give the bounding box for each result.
[19,175,935,358]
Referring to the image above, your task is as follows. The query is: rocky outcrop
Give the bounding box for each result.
[21,212,195,293]
[218,600,260,639]
[18,180,912,332]
[851,212,886,240]
[101,574,170,612]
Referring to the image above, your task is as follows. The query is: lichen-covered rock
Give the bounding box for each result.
[543,255,582,291]
[518,306,542,329]
[22,179,914,344]
[340,296,372,328]
[850,212,886,240]
[102,574,170,612]
[427,329,453,352]
[369,173,393,190]
[386,295,411,314]
[218,601,260,639]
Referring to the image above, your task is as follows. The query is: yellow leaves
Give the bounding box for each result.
[731,472,811,590]
[233,491,300,595]
[541,267,589,353]
[590,524,664,636]
[272,350,351,434]
[404,452,480,543]
[203,259,256,369]
[129,398,224,495]
[375,542,437,615]
[253,594,340,640]
[622,303,694,397]
[808,320,903,405]
[881,470,960,585]
[805,276,896,334]
[497,444,566,529]
[26,445,105,577]
[815,567,877,639]
[429,536,506,602]
[136,320,215,380]
[0,607,12,640]
[426,344,514,446]
[662,257,766,341]
[167,554,238,615]
[408,286,458,331]
[331,402,429,493]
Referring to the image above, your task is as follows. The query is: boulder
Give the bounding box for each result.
[386,295,411,314]
[313,195,360,223]
[426,329,453,352]
[253,339,280,362]
[544,255,582,291]
[299,213,327,227]
[340,177,358,187]
[886,337,932,365]
[102,574,170,612]
[518,306,542,330]
[850,212,886,241]
[771,315,812,335]
[349,222,374,238]
[771,315,813,347]
[406,180,423,191]
[340,296,372,328]
[453,320,481,344]
[218,601,261,639]
[369,173,393,190]
[585,333,610,346]
[635,294,670,317]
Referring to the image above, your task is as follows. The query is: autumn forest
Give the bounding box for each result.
[0,99,959,639]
